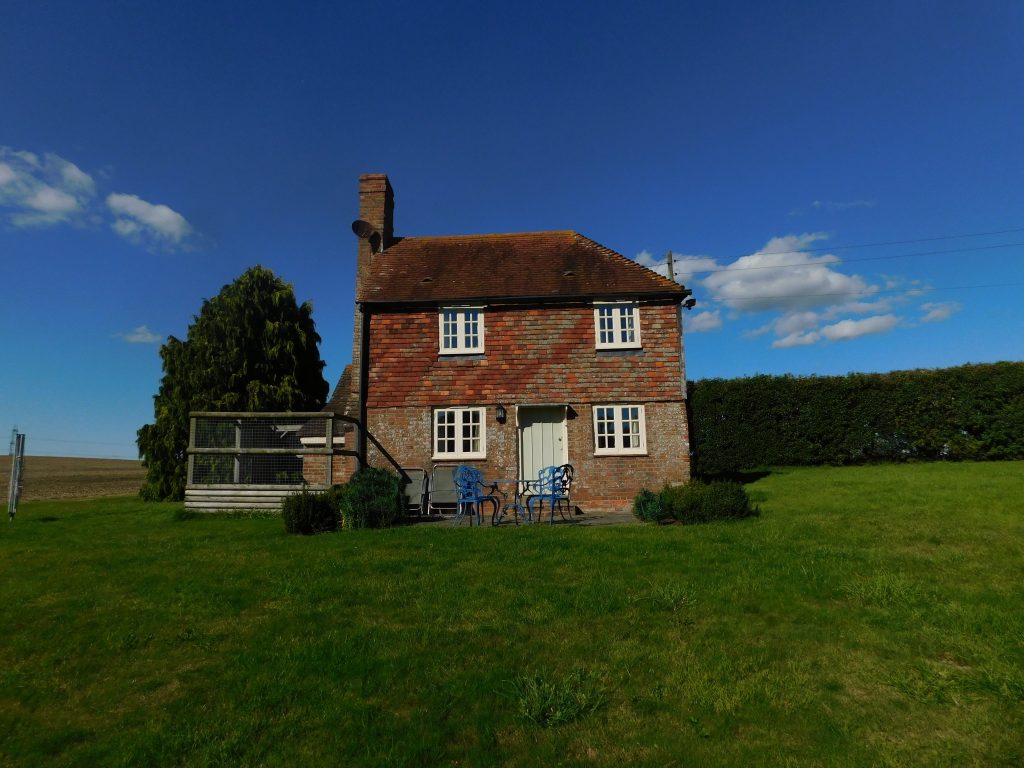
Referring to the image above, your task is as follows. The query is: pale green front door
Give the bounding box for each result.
[517,406,567,484]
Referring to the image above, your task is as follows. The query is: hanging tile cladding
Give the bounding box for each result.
[366,301,683,408]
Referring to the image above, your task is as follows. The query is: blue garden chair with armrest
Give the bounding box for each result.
[526,464,575,524]
[453,465,500,527]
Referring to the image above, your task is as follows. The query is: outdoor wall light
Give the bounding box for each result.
[496,404,507,424]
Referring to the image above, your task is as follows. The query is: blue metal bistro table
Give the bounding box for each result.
[490,479,540,526]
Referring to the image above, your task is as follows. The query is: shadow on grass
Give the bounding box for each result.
[696,469,773,485]
[173,509,281,522]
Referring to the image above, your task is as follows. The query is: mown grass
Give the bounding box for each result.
[1,462,1022,766]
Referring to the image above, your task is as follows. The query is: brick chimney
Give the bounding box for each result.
[350,174,394,437]
[358,173,394,252]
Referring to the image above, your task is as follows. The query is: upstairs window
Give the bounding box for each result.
[593,404,647,455]
[440,307,484,354]
[433,407,486,459]
[594,302,641,349]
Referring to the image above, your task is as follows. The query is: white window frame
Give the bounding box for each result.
[594,301,641,349]
[593,404,647,456]
[433,406,487,460]
[439,306,485,354]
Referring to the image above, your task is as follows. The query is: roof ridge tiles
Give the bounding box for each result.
[391,230,577,242]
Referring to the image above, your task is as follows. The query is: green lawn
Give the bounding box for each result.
[1,462,1022,767]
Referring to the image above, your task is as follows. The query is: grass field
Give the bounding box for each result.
[0,455,144,502]
[1,462,1022,766]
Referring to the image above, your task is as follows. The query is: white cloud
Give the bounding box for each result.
[107,192,192,247]
[686,310,722,332]
[824,298,894,317]
[773,330,821,348]
[633,233,941,351]
[0,146,96,227]
[791,199,876,216]
[820,314,900,341]
[919,301,961,323]
[634,249,719,284]
[773,311,820,336]
[117,325,162,344]
[26,186,79,213]
[703,233,876,312]
[1,145,197,252]
[812,199,876,212]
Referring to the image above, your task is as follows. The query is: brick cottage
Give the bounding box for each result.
[312,174,693,511]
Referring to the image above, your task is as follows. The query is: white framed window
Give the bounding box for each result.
[594,301,641,349]
[433,407,486,459]
[593,404,647,455]
[439,306,484,354]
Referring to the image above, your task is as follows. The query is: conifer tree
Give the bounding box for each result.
[137,266,328,500]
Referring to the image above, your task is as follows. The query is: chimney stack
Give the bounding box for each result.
[350,174,394,439]
[358,173,394,253]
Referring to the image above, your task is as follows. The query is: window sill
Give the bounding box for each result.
[593,450,648,457]
[432,454,487,462]
[595,348,644,357]
[438,352,486,360]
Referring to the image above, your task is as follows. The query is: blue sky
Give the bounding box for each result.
[2,1,1023,459]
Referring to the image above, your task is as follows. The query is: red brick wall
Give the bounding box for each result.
[364,401,690,512]
[301,448,357,486]
[366,301,685,407]
[359,301,691,512]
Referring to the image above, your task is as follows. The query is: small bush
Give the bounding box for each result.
[635,481,759,525]
[337,467,403,529]
[632,488,669,523]
[700,481,759,521]
[282,487,340,535]
[659,483,705,523]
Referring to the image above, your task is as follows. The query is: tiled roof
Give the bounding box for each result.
[323,364,354,417]
[299,364,354,438]
[357,231,684,303]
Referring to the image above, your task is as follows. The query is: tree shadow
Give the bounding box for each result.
[696,469,773,486]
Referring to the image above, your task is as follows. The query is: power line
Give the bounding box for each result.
[30,436,137,448]
[732,225,1024,258]
[675,241,1024,277]
[699,280,1024,304]
[25,452,140,461]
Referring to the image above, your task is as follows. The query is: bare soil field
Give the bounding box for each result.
[1,455,144,501]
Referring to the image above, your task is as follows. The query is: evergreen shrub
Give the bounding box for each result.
[337,467,403,529]
[634,482,759,525]
[632,489,668,523]
[282,487,340,535]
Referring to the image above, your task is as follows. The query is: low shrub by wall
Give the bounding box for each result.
[688,361,1024,475]
[282,487,340,535]
[337,467,403,529]
[282,467,403,534]
[633,481,759,524]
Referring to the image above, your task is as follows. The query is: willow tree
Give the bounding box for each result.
[137,266,328,500]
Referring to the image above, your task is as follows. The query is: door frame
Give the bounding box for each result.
[515,404,570,482]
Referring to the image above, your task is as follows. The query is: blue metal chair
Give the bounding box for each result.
[526,464,575,524]
[452,465,500,527]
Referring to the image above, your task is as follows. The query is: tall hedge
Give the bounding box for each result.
[688,362,1024,475]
